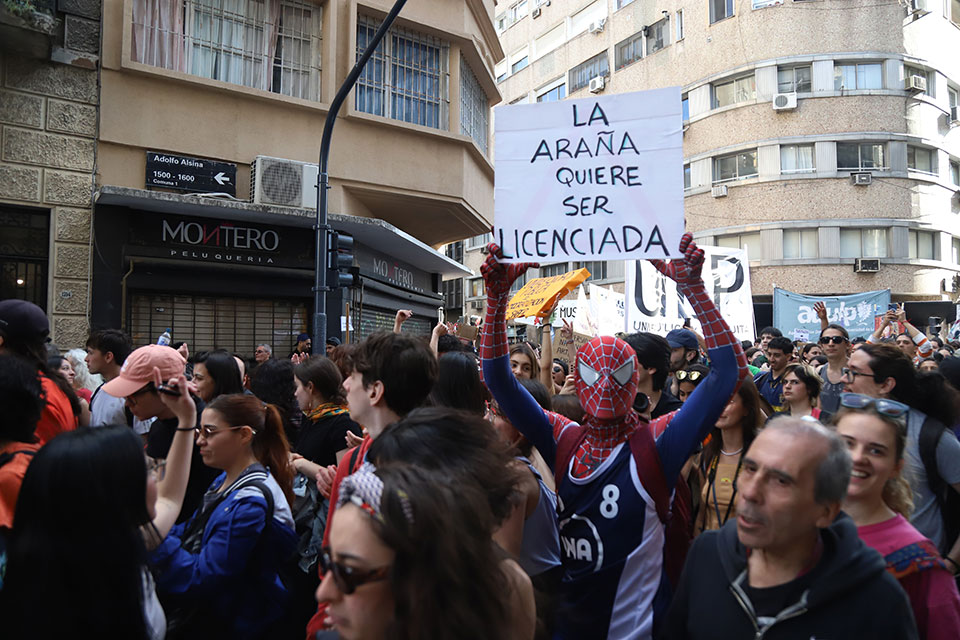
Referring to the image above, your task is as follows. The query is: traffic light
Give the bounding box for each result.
[327,231,358,288]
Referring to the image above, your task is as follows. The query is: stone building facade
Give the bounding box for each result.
[1,0,101,347]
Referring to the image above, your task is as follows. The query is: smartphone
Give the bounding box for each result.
[157,384,182,397]
[888,303,898,311]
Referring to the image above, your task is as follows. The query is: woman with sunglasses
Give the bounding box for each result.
[816,323,850,418]
[780,363,823,421]
[694,379,765,535]
[316,462,535,640]
[2,370,197,639]
[835,393,960,640]
[676,364,710,403]
[150,394,297,640]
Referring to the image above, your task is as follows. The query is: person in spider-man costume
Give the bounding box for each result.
[480,233,748,640]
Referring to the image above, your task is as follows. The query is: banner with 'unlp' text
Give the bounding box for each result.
[493,87,685,264]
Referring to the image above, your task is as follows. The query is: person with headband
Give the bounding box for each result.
[149,394,297,640]
[316,463,535,640]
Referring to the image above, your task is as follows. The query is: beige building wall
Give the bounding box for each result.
[0,2,101,347]
[98,0,502,247]
[454,0,960,310]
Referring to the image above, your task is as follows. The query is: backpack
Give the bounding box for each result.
[917,415,960,555]
[554,422,693,590]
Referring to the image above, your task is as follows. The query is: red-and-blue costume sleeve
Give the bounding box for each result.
[649,277,750,485]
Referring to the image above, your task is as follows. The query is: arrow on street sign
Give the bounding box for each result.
[214,172,229,185]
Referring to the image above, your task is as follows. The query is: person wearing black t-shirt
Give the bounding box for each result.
[661,416,918,640]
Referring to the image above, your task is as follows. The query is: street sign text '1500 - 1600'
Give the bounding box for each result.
[145,151,237,197]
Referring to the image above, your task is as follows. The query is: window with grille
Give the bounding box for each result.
[460,58,488,154]
[131,0,322,101]
[129,293,307,356]
[834,63,882,90]
[569,52,609,93]
[355,16,449,130]
[777,66,811,93]
[714,150,758,183]
[0,206,49,309]
[837,143,885,170]
[444,241,464,264]
[441,278,462,309]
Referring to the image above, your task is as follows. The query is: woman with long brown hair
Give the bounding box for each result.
[149,394,297,640]
[695,378,765,535]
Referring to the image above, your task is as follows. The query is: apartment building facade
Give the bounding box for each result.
[83,0,501,353]
[448,0,960,326]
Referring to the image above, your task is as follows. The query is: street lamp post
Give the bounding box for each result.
[312,0,409,354]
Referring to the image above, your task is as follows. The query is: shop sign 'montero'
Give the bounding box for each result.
[145,151,238,197]
[128,212,312,269]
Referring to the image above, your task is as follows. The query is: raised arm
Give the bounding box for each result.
[479,246,569,462]
[147,367,197,549]
[649,234,749,483]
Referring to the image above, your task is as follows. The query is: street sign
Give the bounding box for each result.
[145,151,237,196]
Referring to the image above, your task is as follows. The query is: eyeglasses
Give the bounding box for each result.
[839,393,909,418]
[194,425,249,439]
[819,336,847,345]
[126,383,156,406]
[676,370,704,382]
[146,456,166,481]
[841,367,875,381]
[319,547,390,595]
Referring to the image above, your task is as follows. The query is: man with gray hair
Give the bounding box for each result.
[660,416,918,639]
[254,343,272,364]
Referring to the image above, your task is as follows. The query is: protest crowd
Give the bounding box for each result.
[4,233,960,640]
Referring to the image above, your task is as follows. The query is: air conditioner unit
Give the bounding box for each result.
[588,18,606,33]
[711,184,728,198]
[854,258,880,273]
[904,75,926,92]
[532,6,541,17]
[772,93,797,111]
[909,0,928,14]
[588,76,605,93]
[251,156,320,208]
[951,105,959,124]
[851,172,873,186]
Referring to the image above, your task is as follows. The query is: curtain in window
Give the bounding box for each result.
[132,0,188,71]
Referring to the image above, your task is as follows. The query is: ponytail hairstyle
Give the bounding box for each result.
[206,394,295,507]
[833,405,913,517]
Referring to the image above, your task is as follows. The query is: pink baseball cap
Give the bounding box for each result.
[102,344,186,398]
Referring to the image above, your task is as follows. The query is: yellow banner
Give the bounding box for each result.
[506,268,590,321]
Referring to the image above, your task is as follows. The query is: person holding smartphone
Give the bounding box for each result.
[868,306,933,367]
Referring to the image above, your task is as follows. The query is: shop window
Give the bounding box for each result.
[131,0,322,101]
[0,206,49,309]
[356,16,448,130]
[460,58,489,154]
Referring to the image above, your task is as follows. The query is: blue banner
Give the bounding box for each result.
[773,288,891,340]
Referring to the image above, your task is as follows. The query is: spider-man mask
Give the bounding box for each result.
[575,336,639,420]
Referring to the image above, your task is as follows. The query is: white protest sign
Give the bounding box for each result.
[588,283,627,336]
[493,87,685,264]
[624,246,755,342]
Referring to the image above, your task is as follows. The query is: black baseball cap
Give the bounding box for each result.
[0,300,50,342]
